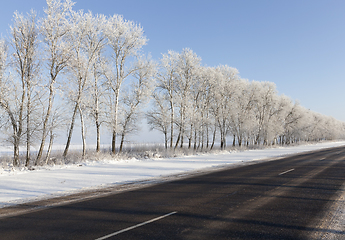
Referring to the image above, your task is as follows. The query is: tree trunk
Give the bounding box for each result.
[63,103,79,158]
[36,85,54,165]
[194,129,197,150]
[201,131,203,149]
[96,119,100,153]
[220,130,224,150]
[238,135,242,147]
[6,107,21,167]
[206,124,209,149]
[164,132,168,149]
[94,71,101,153]
[45,131,54,165]
[170,102,174,148]
[223,134,226,149]
[13,136,20,167]
[112,90,120,154]
[210,126,216,150]
[180,128,184,148]
[119,132,125,153]
[179,106,184,149]
[79,106,86,159]
[220,129,226,150]
[112,131,116,154]
[174,130,181,149]
[25,89,31,167]
[188,124,193,149]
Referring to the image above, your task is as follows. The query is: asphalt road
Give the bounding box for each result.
[1,146,345,239]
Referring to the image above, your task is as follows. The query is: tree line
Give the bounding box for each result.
[0,0,344,167]
[148,49,345,150]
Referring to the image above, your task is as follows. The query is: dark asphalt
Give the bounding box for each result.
[0,146,345,239]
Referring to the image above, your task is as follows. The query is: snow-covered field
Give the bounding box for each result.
[0,141,345,209]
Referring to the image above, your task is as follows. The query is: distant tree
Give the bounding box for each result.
[250,81,277,145]
[228,79,255,146]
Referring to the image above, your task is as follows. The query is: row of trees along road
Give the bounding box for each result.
[147,49,345,150]
[0,0,344,167]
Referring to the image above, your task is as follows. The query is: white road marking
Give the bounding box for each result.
[320,158,326,161]
[279,169,295,175]
[95,211,177,240]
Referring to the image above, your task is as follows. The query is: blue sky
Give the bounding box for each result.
[1,0,345,123]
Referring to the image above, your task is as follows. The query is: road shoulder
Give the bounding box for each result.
[309,182,345,239]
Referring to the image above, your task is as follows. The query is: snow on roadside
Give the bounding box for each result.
[0,141,344,209]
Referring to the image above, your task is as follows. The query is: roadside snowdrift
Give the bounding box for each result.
[0,141,344,208]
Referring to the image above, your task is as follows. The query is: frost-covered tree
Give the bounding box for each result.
[201,67,221,149]
[10,10,41,166]
[0,39,22,166]
[250,81,277,145]
[63,11,107,158]
[196,67,215,149]
[188,68,204,149]
[209,65,239,149]
[282,101,312,144]
[86,53,108,153]
[146,92,171,149]
[0,0,343,165]
[173,48,201,148]
[267,94,291,145]
[228,79,255,146]
[263,94,290,145]
[103,14,147,154]
[36,0,74,165]
[185,67,205,149]
[117,57,156,152]
[0,40,6,83]
[155,50,179,148]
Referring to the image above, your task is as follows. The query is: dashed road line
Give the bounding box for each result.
[95,211,177,240]
[279,169,295,175]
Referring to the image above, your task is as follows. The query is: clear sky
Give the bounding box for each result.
[1,0,345,124]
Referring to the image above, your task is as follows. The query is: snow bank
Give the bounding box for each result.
[0,141,344,208]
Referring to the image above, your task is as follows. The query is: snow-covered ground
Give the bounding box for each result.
[0,141,345,209]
